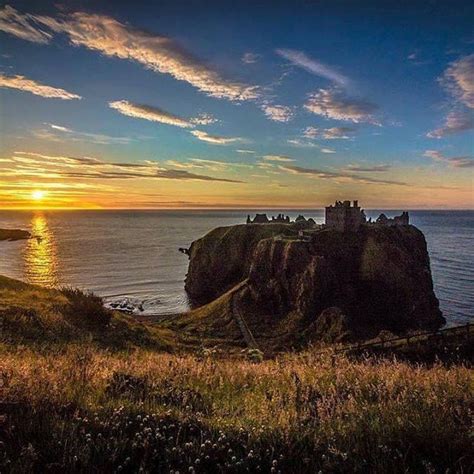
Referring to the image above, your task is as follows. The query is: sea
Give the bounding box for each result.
[0,210,472,326]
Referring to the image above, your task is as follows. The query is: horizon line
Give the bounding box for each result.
[1,207,473,212]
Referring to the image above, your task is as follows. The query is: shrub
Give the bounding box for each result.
[61,287,111,331]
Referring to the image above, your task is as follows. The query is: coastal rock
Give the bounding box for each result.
[0,228,31,241]
[185,223,294,305]
[185,223,445,340]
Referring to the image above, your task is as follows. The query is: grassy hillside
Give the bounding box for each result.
[0,275,174,350]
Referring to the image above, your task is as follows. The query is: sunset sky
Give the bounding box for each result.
[0,0,473,209]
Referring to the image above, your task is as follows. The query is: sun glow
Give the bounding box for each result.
[31,190,47,201]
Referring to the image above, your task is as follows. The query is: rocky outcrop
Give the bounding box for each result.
[185,223,445,342]
[185,224,295,305]
[0,228,31,241]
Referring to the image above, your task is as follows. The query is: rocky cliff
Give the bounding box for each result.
[185,223,296,305]
[184,223,445,343]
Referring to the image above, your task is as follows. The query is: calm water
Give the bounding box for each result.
[0,210,472,325]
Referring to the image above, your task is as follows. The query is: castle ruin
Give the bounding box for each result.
[325,200,409,231]
[325,200,366,232]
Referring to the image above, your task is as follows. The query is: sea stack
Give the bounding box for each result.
[184,202,445,344]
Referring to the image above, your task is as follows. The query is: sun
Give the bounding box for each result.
[31,190,47,201]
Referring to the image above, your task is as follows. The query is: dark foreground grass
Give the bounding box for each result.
[0,344,472,473]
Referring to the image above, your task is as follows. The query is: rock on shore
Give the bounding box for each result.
[0,228,31,241]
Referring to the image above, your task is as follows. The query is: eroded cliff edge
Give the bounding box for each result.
[184,223,445,344]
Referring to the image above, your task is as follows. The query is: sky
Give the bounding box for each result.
[0,0,473,210]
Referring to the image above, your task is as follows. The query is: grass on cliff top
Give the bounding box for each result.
[0,275,174,350]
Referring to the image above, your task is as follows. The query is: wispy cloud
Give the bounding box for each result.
[190,113,219,125]
[0,5,52,43]
[236,149,255,154]
[287,139,318,148]
[276,48,349,87]
[320,148,336,154]
[262,155,295,162]
[156,169,243,182]
[0,73,81,99]
[242,52,260,64]
[6,151,245,182]
[304,88,379,124]
[108,100,246,143]
[427,110,474,138]
[303,126,355,140]
[109,100,193,128]
[165,158,250,172]
[44,123,133,145]
[190,130,242,145]
[279,165,408,186]
[423,150,473,168]
[442,54,474,109]
[260,103,294,122]
[0,6,260,102]
[345,164,391,172]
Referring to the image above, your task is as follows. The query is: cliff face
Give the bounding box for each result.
[185,223,445,340]
[247,226,444,334]
[185,224,295,305]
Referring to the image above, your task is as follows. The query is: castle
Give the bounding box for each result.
[325,200,366,232]
[325,200,409,231]
[246,213,290,224]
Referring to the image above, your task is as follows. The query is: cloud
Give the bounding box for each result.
[427,110,474,138]
[304,88,379,124]
[236,149,255,154]
[442,54,474,108]
[43,123,133,145]
[109,100,193,128]
[279,164,407,186]
[165,158,250,172]
[262,155,295,162]
[190,130,242,145]
[0,5,52,43]
[0,73,81,99]
[260,103,294,122]
[303,126,356,140]
[156,169,243,182]
[407,50,430,66]
[345,164,391,172]
[6,7,258,102]
[323,126,356,139]
[190,113,218,125]
[242,52,260,64]
[276,48,349,87]
[287,139,318,148]
[320,148,336,154]
[423,150,473,168]
[8,151,245,182]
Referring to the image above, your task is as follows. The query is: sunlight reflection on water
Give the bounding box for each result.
[23,213,58,287]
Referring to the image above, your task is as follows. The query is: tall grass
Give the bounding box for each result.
[1,344,472,473]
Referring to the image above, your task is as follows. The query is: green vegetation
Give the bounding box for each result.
[0,275,173,350]
[0,275,473,473]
